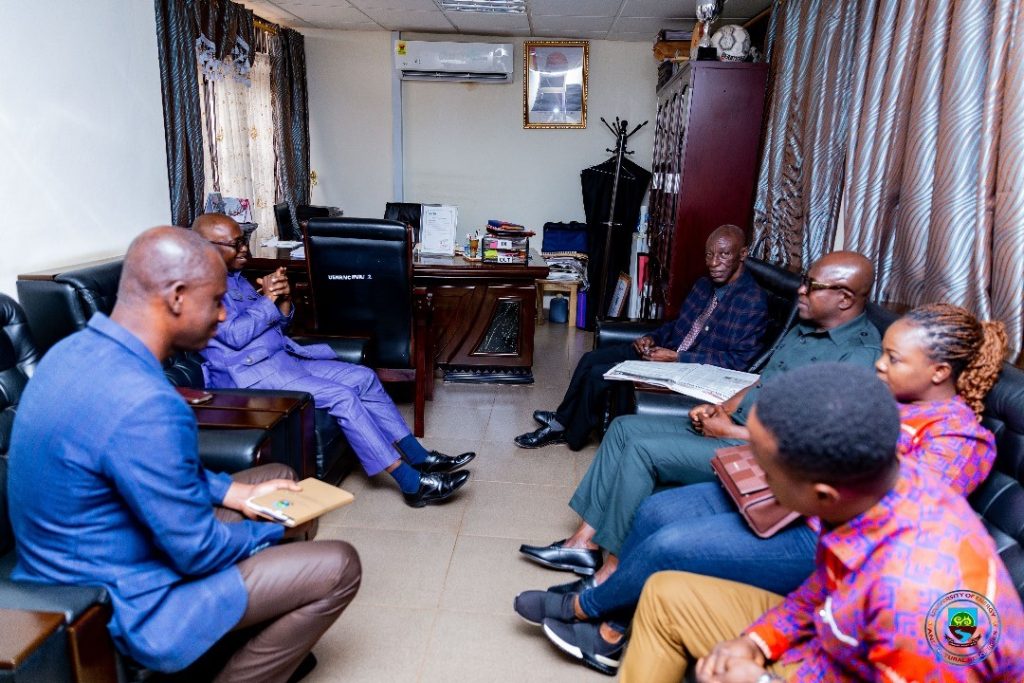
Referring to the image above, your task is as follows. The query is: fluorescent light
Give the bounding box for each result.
[437,0,526,13]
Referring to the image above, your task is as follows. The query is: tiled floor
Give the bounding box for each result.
[308,323,605,682]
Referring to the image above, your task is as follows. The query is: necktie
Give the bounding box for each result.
[677,293,718,353]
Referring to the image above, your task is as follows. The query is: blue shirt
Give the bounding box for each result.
[648,267,770,371]
[7,314,283,671]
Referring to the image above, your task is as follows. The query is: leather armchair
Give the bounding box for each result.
[16,261,359,484]
[383,202,423,242]
[0,295,117,681]
[304,217,433,437]
[274,203,334,241]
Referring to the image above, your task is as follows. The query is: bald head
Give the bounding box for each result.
[797,250,875,329]
[704,224,748,285]
[192,213,249,271]
[111,226,227,360]
[707,224,745,248]
[118,226,224,304]
[813,251,874,299]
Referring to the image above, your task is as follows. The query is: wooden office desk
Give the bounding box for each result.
[247,246,550,383]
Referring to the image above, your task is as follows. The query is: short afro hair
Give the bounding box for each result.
[753,363,899,484]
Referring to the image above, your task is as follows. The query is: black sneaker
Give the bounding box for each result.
[513,590,576,625]
[541,619,624,676]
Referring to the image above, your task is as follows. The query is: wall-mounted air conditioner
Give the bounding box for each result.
[394,40,513,83]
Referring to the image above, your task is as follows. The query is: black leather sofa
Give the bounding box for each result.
[0,294,117,681]
[16,259,365,484]
[600,274,1024,599]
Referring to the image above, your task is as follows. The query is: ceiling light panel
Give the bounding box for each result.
[437,0,526,13]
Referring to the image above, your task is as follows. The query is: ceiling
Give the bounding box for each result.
[239,0,773,42]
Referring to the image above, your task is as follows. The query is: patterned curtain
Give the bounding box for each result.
[155,0,205,226]
[271,28,312,241]
[154,0,256,226]
[750,0,874,270]
[843,0,1024,362]
[753,0,1024,362]
[199,52,278,243]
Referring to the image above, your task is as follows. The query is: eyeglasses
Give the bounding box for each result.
[800,273,852,295]
[208,237,249,252]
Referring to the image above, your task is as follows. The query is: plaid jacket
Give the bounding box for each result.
[647,266,769,371]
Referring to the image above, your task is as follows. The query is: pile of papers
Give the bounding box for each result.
[543,253,589,287]
[604,361,759,404]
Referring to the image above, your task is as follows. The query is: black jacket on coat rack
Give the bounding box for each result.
[580,157,652,330]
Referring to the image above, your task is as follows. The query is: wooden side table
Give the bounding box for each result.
[536,278,580,326]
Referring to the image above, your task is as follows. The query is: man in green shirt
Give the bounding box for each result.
[519,252,881,579]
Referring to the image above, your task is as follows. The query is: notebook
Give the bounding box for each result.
[246,478,355,527]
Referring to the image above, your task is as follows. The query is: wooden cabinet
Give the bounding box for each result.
[646,61,768,319]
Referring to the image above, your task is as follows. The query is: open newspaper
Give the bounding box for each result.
[604,361,759,404]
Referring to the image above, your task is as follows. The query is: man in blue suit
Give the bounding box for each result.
[7,227,361,682]
[193,213,472,507]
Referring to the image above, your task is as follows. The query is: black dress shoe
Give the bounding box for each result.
[548,575,598,595]
[519,539,603,575]
[412,450,476,474]
[533,409,558,427]
[404,470,471,508]
[514,425,567,449]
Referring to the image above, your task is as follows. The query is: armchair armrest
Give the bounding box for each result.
[633,388,701,421]
[289,336,370,365]
[595,320,662,349]
[0,608,68,681]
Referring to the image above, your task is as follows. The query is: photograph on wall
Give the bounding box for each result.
[523,41,588,129]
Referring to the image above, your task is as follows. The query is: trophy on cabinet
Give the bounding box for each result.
[692,0,725,60]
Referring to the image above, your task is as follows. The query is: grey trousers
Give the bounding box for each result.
[569,415,742,555]
[199,464,362,683]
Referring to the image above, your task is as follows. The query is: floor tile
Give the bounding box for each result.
[328,473,469,534]
[315,526,457,609]
[440,535,574,614]
[469,439,576,487]
[304,603,436,683]
[420,611,599,683]
[424,403,492,440]
[460,481,580,541]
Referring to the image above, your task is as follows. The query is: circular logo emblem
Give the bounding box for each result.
[925,590,1001,666]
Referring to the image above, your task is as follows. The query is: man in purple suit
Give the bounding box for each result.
[194,214,471,507]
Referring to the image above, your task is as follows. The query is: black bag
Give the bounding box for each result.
[542,221,589,254]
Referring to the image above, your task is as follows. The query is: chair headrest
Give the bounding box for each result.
[54,260,124,317]
[743,258,800,296]
[306,217,408,242]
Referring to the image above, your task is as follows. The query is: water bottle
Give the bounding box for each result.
[549,294,569,324]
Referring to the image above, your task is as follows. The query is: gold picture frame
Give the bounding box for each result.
[523,40,588,129]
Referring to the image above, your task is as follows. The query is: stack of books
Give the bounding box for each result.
[483,220,534,264]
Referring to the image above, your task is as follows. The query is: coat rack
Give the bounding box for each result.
[595,116,648,322]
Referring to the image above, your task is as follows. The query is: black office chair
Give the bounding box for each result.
[303,217,433,437]
[383,202,423,242]
[274,203,334,241]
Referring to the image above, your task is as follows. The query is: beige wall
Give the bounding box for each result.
[0,0,170,298]
[306,29,396,219]
[304,32,658,241]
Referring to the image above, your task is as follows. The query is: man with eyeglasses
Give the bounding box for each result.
[193,213,473,508]
[517,251,881,589]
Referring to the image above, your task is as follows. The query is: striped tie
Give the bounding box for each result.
[677,293,718,353]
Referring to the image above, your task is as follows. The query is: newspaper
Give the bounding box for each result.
[604,361,759,404]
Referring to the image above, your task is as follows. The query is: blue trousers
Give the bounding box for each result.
[577,482,817,623]
[254,359,411,476]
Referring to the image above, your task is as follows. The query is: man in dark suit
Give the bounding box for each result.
[515,224,769,451]
[7,227,360,682]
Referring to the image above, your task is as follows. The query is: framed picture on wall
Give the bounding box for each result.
[523,40,588,129]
